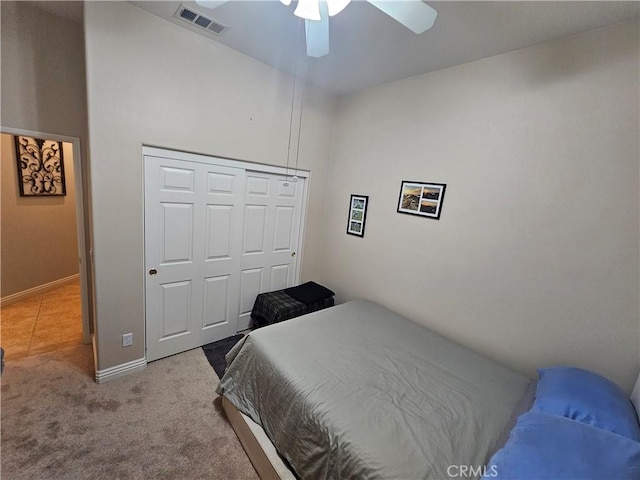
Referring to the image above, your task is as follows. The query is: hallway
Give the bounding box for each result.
[1,280,83,361]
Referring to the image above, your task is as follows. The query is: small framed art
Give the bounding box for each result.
[397,181,446,219]
[347,194,368,237]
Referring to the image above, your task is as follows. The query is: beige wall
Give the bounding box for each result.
[1,2,88,151]
[1,135,78,296]
[83,2,336,371]
[320,21,640,391]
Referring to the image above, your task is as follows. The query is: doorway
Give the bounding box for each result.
[0,128,91,362]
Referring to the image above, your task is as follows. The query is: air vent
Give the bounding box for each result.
[207,22,226,35]
[179,7,198,22]
[174,4,228,37]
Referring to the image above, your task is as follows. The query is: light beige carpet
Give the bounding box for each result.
[1,344,259,479]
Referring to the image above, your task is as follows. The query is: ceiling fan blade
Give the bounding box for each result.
[366,0,437,34]
[194,1,229,9]
[304,3,330,58]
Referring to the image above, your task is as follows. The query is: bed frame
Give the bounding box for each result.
[222,396,295,480]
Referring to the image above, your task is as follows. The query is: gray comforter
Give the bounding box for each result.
[217,299,530,479]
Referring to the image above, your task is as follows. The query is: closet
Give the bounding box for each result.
[144,147,306,361]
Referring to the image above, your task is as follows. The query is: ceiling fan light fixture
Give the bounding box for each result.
[279,0,292,5]
[294,0,322,21]
[326,0,351,16]
[194,0,228,9]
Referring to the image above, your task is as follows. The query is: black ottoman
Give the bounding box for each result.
[251,281,335,328]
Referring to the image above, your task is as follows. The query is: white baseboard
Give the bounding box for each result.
[1,274,80,308]
[95,357,147,384]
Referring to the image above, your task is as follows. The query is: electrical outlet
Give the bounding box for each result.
[122,333,133,347]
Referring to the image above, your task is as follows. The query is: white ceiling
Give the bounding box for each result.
[131,1,640,95]
[32,1,640,96]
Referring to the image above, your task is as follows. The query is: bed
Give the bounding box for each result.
[217,299,533,479]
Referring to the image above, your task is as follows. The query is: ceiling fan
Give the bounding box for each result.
[194,0,438,58]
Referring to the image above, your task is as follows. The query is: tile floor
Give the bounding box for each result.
[1,280,84,361]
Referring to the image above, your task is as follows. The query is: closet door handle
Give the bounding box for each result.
[149,269,158,276]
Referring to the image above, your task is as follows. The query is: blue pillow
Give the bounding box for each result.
[484,411,640,480]
[532,366,640,441]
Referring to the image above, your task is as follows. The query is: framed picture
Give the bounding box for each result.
[397,181,446,219]
[14,135,66,196]
[347,194,368,237]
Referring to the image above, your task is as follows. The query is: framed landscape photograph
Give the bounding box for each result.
[347,194,368,237]
[397,181,446,219]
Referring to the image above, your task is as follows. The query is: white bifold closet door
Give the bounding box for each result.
[144,154,304,362]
